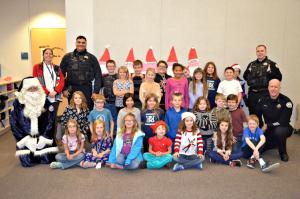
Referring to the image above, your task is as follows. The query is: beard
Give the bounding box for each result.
[23,91,46,119]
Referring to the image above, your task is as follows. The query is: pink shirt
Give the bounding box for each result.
[165,77,189,110]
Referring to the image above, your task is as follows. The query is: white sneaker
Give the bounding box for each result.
[96,162,102,169]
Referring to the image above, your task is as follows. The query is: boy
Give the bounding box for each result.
[165,93,186,143]
[227,94,247,153]
[242,115,279,172]
[88,94,114,139]
[217,67,243,105]
[155,60,171,111]
[131,60,144,109]
[211,93,231,122]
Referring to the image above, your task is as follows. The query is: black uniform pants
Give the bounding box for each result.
[263,126,293,155]
[68,85,93,110]
[248,90,268,115]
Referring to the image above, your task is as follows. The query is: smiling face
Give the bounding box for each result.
[219,121,229,133]
[95,123,105,136]
[173,66,184,79]
[73,94,82,107]
[118,69,127,80]
[206,64,215,76]
[215,98,225,108]
[124,115,135,129]
[268,79,281,99]
[43,49,53,63]
[145,70,155,82]
[156,125,166,138]
[94,100,105,110]
[157,62,167,75]
[248,119,258,132]
[198,99,207,111]
[147,97,157,110]
[106,62,116,74]
[125,97,134,108]
[171,95,183,109]
[67,121,77,136]
[227,99,237,110]
[224,69,234,81]
[133,64,143,75]
[256,46,267,61]
[184,117,194,130]
[76,38,87,52]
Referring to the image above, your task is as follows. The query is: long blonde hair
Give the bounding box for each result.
[91,120,107,143]
[192,67,207,96]
[69,91,88,110]
[64,119,83,150]
[120,113,139,140]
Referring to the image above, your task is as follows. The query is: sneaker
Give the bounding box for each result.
[193,163,203,170]
[173,163,184,172]
[229,159,242,167]
[247,158,256,169]
[95,162,102,169]
[50,162,62,169]
[261,162,280,173]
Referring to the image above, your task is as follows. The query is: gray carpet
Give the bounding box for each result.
[0,132,299,199]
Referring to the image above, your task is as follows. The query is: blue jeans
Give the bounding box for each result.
[143,153,172,169]
[232,135,243,154]
[116,153,141,170]
[55,151,84,169]
[173,154,204,169]
[202,135,214,154]
[105,103,117,136]
[208,151,243,165]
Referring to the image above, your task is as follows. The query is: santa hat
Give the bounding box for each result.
[167,46,178,76]
[17,77,42,92]
[150,120,167,134]
[124,48,135,74]
[181,112,196,122]
[143,47,157,73]
[188,47,200,75]
[99,47,111,74]
[231,63,241,70]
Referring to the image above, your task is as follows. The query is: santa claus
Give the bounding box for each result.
[10,77,58,167]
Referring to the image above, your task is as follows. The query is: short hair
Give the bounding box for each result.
[215,93,226,101]
[227,94,238,102]
[171,92,183,100]
[106,59,116,67]
[157,60,168,68]
[76,35,87,41]
[133,60,143,67]
[224,66,234,73]
[172,63,185,71]
[256,44,267,50]
[123,93,134,107]
[247,114,259,125]
[93,94,106,102]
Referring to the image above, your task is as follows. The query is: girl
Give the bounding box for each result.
[108,113,145,170]
[117,93,141,129]
[208,118,243,167]
[59,91,90,140]
[193,97,218,154]
[141,93,164,152]
[173,112,204,172]
[165,63,189,110]
[80,120,112,169]
[204,61,220,108]
[113,66,134,113]
[188,67,208,110]
[139,68,162,107]
[143,120,172,169]
[50,119,85,169]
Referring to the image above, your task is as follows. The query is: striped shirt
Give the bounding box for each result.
[174,130,203,155]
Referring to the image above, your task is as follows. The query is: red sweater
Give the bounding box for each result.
[174,130,203,155]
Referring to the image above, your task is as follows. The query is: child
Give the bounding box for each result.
[108,113,145,169]
[50,119,85,169]
[208,118,243,167]
[131,60,144,109]
[242,115,280,172]
[88,94,114,139]
[217,67,243,104]
[139,68,162,107]
[141,93,164,152]
[165,93,186,143]
[113,66,134,113]
[143,121,172,169]
[193,97,217,153]
[188,67,207,110]
[173,112,204,172]
[211,93,231,122]
[183,67,192,83]
[80,120,112,169]
[204,61,220,108]
[231,64,248,107]
[227,94,247,153]
[117,93,141,129]
[59,91,90,140]
[154,60,171,111]
[165,63,189,110]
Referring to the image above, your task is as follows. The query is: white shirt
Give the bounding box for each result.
[217,79,242,97]
[43,62,57,102]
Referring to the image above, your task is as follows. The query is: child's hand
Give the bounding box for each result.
[233,136,237,143]
[156,151,162,156]
[253,150,260,160]
[223,153,229,161]
[67,154,73,160]
[173,152,179,158]
[98,153,104,158]
[198,154,204,159]
[262,124,268,132]
[92,151,98,157]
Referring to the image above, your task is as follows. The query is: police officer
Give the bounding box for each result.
[256,79,293,162]
[243,45,282,115]
[60,35,102,110]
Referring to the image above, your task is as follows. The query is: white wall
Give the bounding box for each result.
[0,0,65,79]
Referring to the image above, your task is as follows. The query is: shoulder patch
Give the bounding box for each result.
[286,102,292,108]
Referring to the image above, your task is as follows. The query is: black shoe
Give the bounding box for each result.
[247,158,256,169]
[229,159,242,167]
[280,154,289,162]
[261,161,280,173]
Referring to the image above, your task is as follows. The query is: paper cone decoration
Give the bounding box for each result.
[124,48,135,74]
[99,47,111,74]
[143,47,157,73]
[188,47,200,75]
[167,46,178,76]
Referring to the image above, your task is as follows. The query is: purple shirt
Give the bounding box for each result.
[121,133,132,155]
[165,77,189,110]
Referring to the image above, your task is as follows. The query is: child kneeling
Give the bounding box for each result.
[173,112,205,172]
[143,121,172,169]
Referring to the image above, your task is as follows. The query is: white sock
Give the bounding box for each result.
[258,158,266,167]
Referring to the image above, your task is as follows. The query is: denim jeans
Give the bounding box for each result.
[143,153,172,169]
[202,135,214,154]
[232,135,243,154]
[105,103,117,136]
[116,153,141,170]
[173,154,204,169]
[55,151,84,169]
[208,151,243,165]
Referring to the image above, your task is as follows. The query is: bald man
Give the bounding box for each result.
[256,79,293,161]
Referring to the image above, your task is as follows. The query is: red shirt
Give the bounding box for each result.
[149,136,172,153]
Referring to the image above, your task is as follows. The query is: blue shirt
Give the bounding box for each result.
[88,108,113,132]
[206,76,220,108]
[141,109,164,138]
[242,127,264,147]
[165,107,186,140]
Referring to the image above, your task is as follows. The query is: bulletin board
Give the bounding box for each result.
[31,28,66,65]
